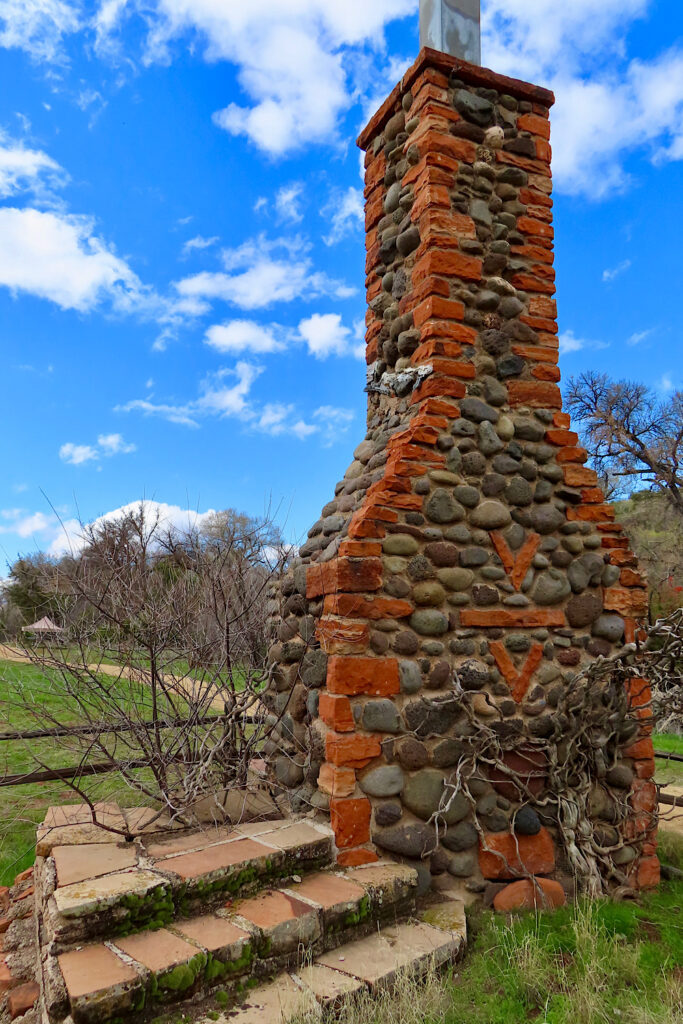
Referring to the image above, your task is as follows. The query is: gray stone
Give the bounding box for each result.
[479,420,505,456]
[500,296,525,319]
[453,89,494,125]
[566,593,603,628]
[606,765,635,789]
[460,547,488,567]
[403,769,468,823]
[453,485,480,508]
[403,696,461,737]
[413,581,447,606]
[602,564,621,586]
[470,501,511,530]
[425,489,465,524]
[360,765,405,798]
[374,803,403,827]
[483,376,508,407]
[471,198,492,226]
[593,614,625,643]
[514,418,546,442]
[395,737,429,771]
[300,649,328,688]
[532,504,566,534]
[384,181,401,214]
[458,659,490,691]
[612,845,637,866]
[362,700,402,733]
[532,570,571,606]
[514,806,541,836]
[410,609,449,636]
[399,660,423,694]
[431,738,470,768]
[460,397,500,423]
[448,852,477,877]
[373,823,436,858]
[383,534,420,555]
[274,756,304,788]
[442,821,478,852]
[396,225,421,256]
[437,567,475,591]
[505,476,534,506]
[482,809,510,832]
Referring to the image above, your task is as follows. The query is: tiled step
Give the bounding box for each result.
[45,863,421,1024]
[39,816,334,950]
[196,906,467,1024]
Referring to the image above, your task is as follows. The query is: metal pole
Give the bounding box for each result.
[419,0,481,65]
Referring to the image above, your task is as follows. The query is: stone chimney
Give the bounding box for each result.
[265,49,659,898]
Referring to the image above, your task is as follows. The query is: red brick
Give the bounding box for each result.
[327,656,400,697]
[413,295,465,328]
[316,618,370,655]
[563,465,598,487]
[546,429,578,446]
[411,339,462,362]
[330,798,372,848]
[635,759,655,779]
[339,541,383,558]
[337,849,379,867]
[479,828,555,880]
[636,856,660,889]
[306,557,383,598]
[460,608,565,628]
[518,112,551,140]
[623,737,654,760]
[604,587,648,617]
[413,249,483,283]
[418,319,478,345]
[428,358,476,379]
[532,364,561,382]
[511,243,554,265]
[414,130,477,164]
[0,961,18,994]
[485,749,547,800]
[418,208,477,240]
[410,184,451,221]
[510,272,556,295]
[511,344,558,365]
[410,374,466,402]
[517,215,554,239]
[326,733,382,769]
[557,447,589,465]
[581,487,606,504]
[317,763,356,799]
[630,780,657,814]
[8,982,39,1019]
[489,641,544,703]
[620,568,645,587]
[319,693,355,733]
[493,878,565,912]
[508,381,562,408]
[323,595,414,621]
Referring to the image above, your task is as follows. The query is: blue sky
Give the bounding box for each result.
[0,0,682,567]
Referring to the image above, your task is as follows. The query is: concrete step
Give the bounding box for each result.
[37,810,334,950]
[44,863,422,1024]
[197,909,467,1024]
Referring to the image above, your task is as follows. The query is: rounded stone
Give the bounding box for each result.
[453,485,480,508]
[505,476,534,506]
[399,660,423,693]
[460,397,500,423]
[469,500,511,530]
[593,614,625,643]
[532,504,565,535]
[274,756,304,788]
[453,89,494,125]
[432,738,470,767]
[374,802,403,827]
[396,225,420,256]
[514,806,542,836]
[403,770,470,823]
[479,421,505,456]
[448,851,477,877]
[458,659,490,691]
[413,581,447,606]
[532,570,572,606]
[606,765,635,789]
[425,542,460,567]
[410,610,449,636]
[395,737,429,771]
[362,700,402,733]
[383,534,420,556]
[566,593,603,627]
[437,567,475,591]
[373,824,436,858]
[425,489,466,524]
[442,821,478,852]
[359,765,405,798]
[428,661,452,689]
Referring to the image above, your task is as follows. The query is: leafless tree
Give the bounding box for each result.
[566,372,683,513]
[3,504,294,838]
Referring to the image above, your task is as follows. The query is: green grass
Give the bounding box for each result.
[654,733,683,788]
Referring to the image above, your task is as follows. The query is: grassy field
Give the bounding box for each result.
[653,733,683,788]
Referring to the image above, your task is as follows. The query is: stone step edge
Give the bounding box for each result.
[42,864,421,1024]
[200,907,468,1024]
[40,821,335,950]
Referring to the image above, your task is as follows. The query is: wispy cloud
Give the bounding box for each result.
[59,433,136,466]
[660,372,674,393]
[627,328,655,347]
[275,183,304,224]
[602,259,632,282]
[0,0,81,64]
[323,187,364,246]
[181,234,219,259]
[559,329,609,355]
[205,320,286,355]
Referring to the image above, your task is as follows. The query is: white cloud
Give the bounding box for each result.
[59,433,136,465]
[660,372,674,393]
[602,259,631,283]
[175,234,354,312]
[205,320,285,355]
[298,312,364,360]
[95,0,416,155]
[627,328,655,347]
[0,128,64,197]
[0,508,52,538]
[0,206,155,313]
[314,404,355,446]
[181,234,219,258]
[559,329,609,356]
[323,187,364,246]
[0,0,81,63]
[275,182,304,223]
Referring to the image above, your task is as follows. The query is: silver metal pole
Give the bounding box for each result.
[419,0,481,65]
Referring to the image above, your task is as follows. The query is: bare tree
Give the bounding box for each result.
[3,504,293,838]
[566,372,683,513]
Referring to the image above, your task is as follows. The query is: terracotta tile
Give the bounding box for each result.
[53,843,138,888]
[145,827,233,860]
[157,837,273,881]
[285,872,365,910]
[8,981,39,1019]
[232,890,316,929]
[115,928,199,973]
[58,943,139,999]
[174,914,250,952]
